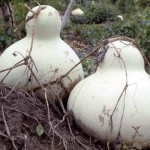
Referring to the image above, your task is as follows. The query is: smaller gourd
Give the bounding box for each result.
[71,8,84,16]
[0,5,84,100]
[67,40,150,149]
[91,1,96,6]
[117,15,123,21]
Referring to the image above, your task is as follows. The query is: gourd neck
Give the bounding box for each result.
[25,5,61,40]
[97,41,145,73]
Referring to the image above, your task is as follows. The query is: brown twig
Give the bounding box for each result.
[54,114,67,129]
[0,131,8,138]
[49,85,67,115]
[66,117,91,149]
[2,106,17,150]
[4,79,21,99]
[140,50,150,67]
[44,90,52,134]
[108,41,129,144]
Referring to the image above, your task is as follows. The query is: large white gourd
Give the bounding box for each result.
[67,40,150,148]
[0,5,84,97]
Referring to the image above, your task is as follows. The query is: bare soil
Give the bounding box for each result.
[0,83,104,150]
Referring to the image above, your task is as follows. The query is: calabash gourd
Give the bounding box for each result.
[91,1,96,6]
[0,5,84,100]
[67,40,150,148]
[71,8,84,16]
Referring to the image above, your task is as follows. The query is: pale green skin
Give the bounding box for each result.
[71,8,84,16]
[67,41,150,148]
[0,5,84,92]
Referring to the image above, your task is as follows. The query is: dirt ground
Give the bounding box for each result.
[0,83,105,150]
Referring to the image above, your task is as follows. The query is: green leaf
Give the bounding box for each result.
[36,124,44,137]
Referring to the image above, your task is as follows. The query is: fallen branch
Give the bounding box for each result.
[61,0,76,31]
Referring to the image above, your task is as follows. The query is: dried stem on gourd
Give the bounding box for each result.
[108,42,128,146]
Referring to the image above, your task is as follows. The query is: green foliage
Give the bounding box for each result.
[0,19,17,53]
[71,4,120,24]
[87,4,118,23]
[71,6,150,58]
[72,24,105,46]
[117,0,126,12]
[82,57,96,77]
[116,0,135,12]
[37,0,67,11]
[13,2,28,25]
[69,0,150,59]
[11,0,68,11]
[136,0,150,8]
[110,0,117,4]
[71,15,87,24]
[0,30,16,49]
[135,8,150,58]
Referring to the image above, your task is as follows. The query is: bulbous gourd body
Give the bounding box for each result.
[0,6,84,97]
[67,41,150,148]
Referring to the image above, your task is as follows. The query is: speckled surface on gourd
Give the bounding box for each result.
[67,41,150,148]
[0,5,84,93]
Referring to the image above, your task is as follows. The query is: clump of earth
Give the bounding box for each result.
[0,83,104,150]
